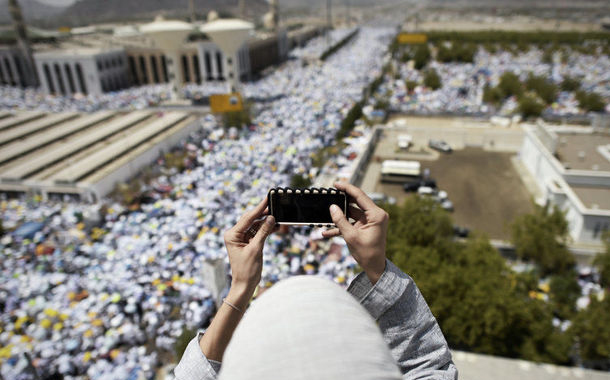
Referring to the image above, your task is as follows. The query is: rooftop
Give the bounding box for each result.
[571,185,610,210]
[555,132,610,172]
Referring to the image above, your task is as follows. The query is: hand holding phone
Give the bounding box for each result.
[267,187,348,227]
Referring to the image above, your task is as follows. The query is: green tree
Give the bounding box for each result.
[413,44,431,70]
[570,293,610,367]
[290,173,312,188]
[560,76,581,92]
[498,72,523,98]
[423,69,442,90]
[518,93,546,118]
[384,196,453,251]
[525,74,558,104]
[511,203,574,275]
[483,84,505,105]
[385,198,572,364]
[593,232,610,288]
[405,80,418,92]
[575,90,606,113]
[549,272,581,319]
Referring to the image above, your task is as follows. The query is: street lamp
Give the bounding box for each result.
[200,19,253,93]
[140,16,193,99]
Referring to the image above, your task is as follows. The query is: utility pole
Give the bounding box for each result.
[8,0,38,87]
[188,0,196,22]
[345,0,350,26]
[326,0,332,47]
[239,0,246,20]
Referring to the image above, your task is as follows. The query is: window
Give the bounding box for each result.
[181,55,190,83]
[204,51,212,81]
[150,55,160,84]
[139,56,148,83]
[75,63,87,94]
[216,51,224,80]
[54,63,66,95]
[43,63,55,93]
[64,63,76,93]
[0,59,5,84]
[4,57,15,85]
[13,56,25,87]
[161,56,169,82]
[192,54,201,84]
[128,56,138,85]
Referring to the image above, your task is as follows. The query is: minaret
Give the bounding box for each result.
[188,0,196,22]
[8,0,38,87]
[270,0,279,31]
[239,0,246,19]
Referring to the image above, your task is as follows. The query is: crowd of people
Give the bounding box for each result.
[0,26,394,380]
[383,46,610,116]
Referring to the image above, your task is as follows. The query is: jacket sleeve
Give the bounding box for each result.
[173,332,222,380]
[347,259,458,380]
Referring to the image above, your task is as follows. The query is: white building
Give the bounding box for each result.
[520,124,610,246]
[34,48,129,96]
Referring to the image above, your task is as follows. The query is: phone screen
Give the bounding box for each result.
[269,191,346,224]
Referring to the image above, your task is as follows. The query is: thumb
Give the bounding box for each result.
[252,215,275,248]
[330,204,355,236]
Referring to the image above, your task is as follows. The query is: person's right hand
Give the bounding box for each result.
[322,182,388,284]
[223,198,276,309]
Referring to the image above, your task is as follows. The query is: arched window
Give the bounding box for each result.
[75,63,87,94]
[64,63,76,93]
[43,63,55,93]
[150,55,160,84]
[161,56,169,82]
[139,56,148,83]
[54,63,66,95]
[181,55,190,83]
[204,51,212,81]
[4,57,15,85]
[216,51,224,80]
[192,54,201,84]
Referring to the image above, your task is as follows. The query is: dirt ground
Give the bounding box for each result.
[374,147,533,240]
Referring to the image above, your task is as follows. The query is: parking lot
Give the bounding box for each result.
[362,146,533,240]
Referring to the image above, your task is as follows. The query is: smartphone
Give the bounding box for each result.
[267,187,348,227]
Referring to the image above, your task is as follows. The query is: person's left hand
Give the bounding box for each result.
[223,198,276,309]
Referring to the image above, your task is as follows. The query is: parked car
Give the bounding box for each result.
[440,199,454,211]
[403,178,436,192]
[453,225,470,238]
[368,192,396,205]
[417,186,435,196]
[428,139,452,153]
[397,134,412,150]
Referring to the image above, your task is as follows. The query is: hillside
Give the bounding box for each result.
[56,0,269,27]
[0,0,65,25]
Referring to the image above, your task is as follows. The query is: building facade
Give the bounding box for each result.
[520,124,610,246]
[34,48,129,96]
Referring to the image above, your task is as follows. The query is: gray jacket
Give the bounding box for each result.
[174,260,458,380]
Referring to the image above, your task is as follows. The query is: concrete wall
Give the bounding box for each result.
[85,117,202,201]
[520,126,610,245]
[34,49,129,96]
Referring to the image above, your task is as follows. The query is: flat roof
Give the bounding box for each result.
[555,133,610,172]
[453,350,610,380]
[0,113,78,146]
[0,111,115,165]
[0,110,198,199]
[48,112,187,183]
[571,186,610,210]
[0,111,151,180]
[0,111,45,132]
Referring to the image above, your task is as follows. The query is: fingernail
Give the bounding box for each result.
[265,215,275,225]
[330,204,339,215]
